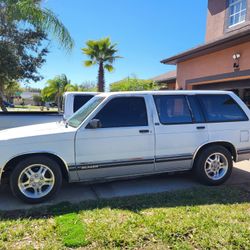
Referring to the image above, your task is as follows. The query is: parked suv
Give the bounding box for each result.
[0,91,249,203]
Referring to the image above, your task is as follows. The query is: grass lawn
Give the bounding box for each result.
[0,186,249,249]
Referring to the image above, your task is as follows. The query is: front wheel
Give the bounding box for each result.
[10,156,62,203]
[194,146,233,185]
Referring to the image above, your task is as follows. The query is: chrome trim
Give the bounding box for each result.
[0,151,69,184]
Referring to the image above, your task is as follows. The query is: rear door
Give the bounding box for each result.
[75,95,155,180]
[152,94,209,172]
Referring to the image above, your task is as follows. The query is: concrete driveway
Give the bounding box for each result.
[0,161,250,211]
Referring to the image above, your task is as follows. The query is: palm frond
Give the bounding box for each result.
[8,0,74,51]
[104,64,114,72]
[84,60,95,67]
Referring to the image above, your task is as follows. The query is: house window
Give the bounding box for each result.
[228,0,247,27]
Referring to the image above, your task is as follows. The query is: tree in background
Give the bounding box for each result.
[4,81,21,103]
[41,74,72,110]
[110,77,158,92]
[79,81,97,92]
[0,13,48,111]
[82,37,121,92]
[63,81,97,92]
[33,94,42,106]
[2,0,74,50]
[0,0,74,111]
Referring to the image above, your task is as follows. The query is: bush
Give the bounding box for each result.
[110,77,158,92]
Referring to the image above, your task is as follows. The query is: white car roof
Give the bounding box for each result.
[64,91,99,96]
[98,90,234,97]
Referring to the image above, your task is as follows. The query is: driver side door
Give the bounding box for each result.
[75,96,155,181]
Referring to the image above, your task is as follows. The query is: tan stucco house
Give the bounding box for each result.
[157,0,250,104]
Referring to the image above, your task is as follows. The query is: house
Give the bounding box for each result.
[14,91,41,105]
[151,70,176,90]
[160,0,250,104]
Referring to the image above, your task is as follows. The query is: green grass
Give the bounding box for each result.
[55,213,88,247]
[0,186,249,249]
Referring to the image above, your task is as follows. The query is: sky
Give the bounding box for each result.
[31,0,208,90]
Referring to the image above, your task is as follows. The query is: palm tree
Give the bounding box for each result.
[42,74,71,111]
[65,84,83,92]
[82,38,121,92]
[2,0,74,51]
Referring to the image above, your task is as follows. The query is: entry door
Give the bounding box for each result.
[75,96,155,180]
[153,95,209,172]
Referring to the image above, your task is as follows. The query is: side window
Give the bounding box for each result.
[197,94,248,122]
[73,95,93,112]
[94,97,148,128]
[153,95,193,124]
[187,96,205,123]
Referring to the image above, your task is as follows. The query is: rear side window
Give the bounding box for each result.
[73,95,93,112]
[153,95,193,124]
[197,94,248,122]
[94,97,148,128]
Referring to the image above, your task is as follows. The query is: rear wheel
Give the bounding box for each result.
[194,145,233,185]
[10,156,62,203]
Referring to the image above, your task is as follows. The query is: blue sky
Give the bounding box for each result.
[32,0,207,89]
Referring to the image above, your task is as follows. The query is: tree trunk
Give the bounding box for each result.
[56,94,61,113]
[0,84,7,112]
[98,62,105,92]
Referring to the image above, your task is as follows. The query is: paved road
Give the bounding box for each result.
[0,161,249,211]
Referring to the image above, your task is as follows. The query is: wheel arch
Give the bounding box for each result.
[1,152,69,183]
[192,141,237,166]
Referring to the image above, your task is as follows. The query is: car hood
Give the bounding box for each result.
[0,121,75,141]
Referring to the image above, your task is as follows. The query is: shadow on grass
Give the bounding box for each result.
[0,184,249,220]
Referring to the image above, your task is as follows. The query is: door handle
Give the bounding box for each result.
[139,129,150,133]
[196,126,205,130]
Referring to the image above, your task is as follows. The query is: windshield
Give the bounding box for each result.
[67,96,105,128]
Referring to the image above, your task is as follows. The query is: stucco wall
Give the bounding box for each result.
[206,0,227,42]
[176,41,250,89]
[206,0,250,42]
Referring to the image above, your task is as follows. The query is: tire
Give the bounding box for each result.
[10,156,62,204]
[193,145,233,185]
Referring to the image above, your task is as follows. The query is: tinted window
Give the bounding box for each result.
[154,95,192,124]
[187,96,205,123]
[198,94,248,122]
[73,95,93,112]
[94,97,148,128]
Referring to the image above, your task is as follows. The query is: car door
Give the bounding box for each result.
[75,95,155,181]
[152,94,209,172]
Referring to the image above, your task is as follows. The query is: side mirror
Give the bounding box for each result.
[87,119,102,129]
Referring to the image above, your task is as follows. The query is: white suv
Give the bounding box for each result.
[0,91,250,203]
